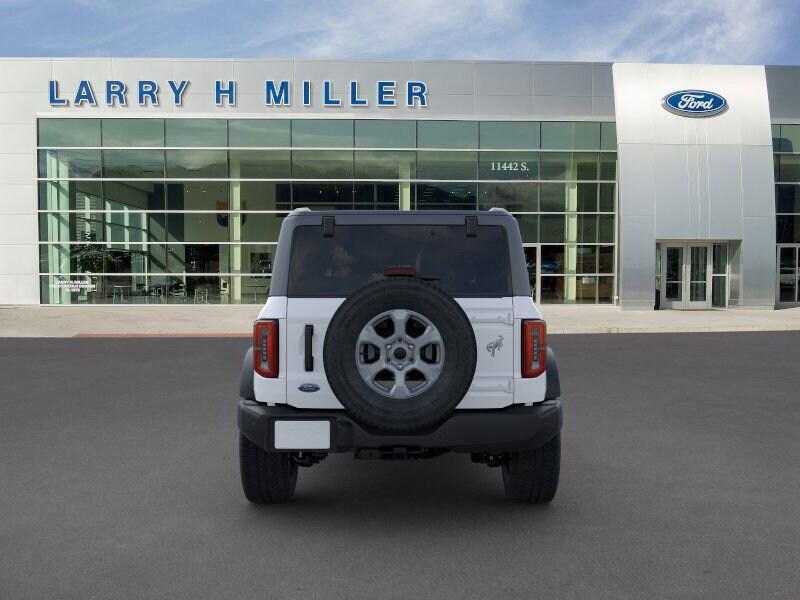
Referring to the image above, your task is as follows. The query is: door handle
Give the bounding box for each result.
[304,324,314,371]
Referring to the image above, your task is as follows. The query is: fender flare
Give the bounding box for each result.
[239,347,255,401]
[545,347,561,401]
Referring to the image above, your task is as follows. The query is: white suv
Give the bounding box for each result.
[238,208,562,503]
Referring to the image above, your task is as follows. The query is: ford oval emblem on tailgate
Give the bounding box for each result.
[298,383,320,393]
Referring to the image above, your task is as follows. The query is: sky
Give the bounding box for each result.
[0,0,798,65]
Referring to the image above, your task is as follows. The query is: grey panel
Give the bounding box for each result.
[741,216,777,307]
[765,66,800,120]
[475,95,533,116]
[651,144,693,237]
[533,62,593,97]
[618,144,656,218]
[619,216,656,309]
[592,95,615,118]
[708,145,744,239]
[412,61,475,95]
[592,63,614,98]
[741,145,776,217]
[474,62,532,96]
[530,95,594,118]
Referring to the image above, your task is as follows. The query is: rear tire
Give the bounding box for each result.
[502,434,561,504]
[239,434,298,504]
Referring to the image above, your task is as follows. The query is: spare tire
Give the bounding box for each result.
[323,277,477,433]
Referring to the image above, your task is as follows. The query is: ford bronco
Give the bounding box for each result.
[238,208,562,503]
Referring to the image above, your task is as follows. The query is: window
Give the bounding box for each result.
[417,121,478,149]
[229,150,290,179]
[354,151,415,179]
[166,182,229,211]
[165,119,227,146]
[417,151,476,180]
[478,183,538,212]
[480,122,540,149]
[478,152,539,180]
[541,122,600,150]
[292,150,354,179]
[291,120,353,147]
[229,119,290,147]
[103,119,164,147]
[37,117,617,304]
[165,150,228,178]
[39,119,101,147]
[38,149,102,178]
[103,149,164,178]
[355,120,416,148]
[288,224,512,297]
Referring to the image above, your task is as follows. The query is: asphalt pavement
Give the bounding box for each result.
[1,332,799,599]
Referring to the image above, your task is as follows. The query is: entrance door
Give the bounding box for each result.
[660,243,712,309]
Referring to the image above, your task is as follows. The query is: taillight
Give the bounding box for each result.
[253,320,279,378]
[521,319,547,378]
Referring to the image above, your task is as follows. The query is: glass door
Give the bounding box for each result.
[778,246,799,304]
[661,245,684,309]
[660,243,713,309]
[686,246,711,309]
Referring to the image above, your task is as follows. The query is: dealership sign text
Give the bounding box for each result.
[48,79,428,108]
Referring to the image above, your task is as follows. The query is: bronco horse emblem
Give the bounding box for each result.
[486,335,504,357]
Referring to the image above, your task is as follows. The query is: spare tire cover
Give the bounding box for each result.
[323,277,477,433]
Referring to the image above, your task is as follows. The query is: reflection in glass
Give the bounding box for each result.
[355,120,416,148]
[415,183,476,209]
[292,150,353,179]
[479,183,538,212]
[540,276,565,302]
[39,119,101,147]
[103,149,164,178]
[540,245,564,274]
[416,151,477,180]
[229,119,290,147]
[515,215,539,242]
[165,150,228,178]
[38,180,102,210]
[540,215,565,243]
[291,120,353,147]
[229,150,290,179]
[38,149,102,178]
[417,121,478,149]
[480,122,540,149]
[165,119,227,146]
[354,151,415,179]
[103,119,164,147]
[167,182,229,211]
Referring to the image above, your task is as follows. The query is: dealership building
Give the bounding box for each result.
[0,58,798,309]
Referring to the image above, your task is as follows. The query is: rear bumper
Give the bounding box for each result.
[238,399,562,454]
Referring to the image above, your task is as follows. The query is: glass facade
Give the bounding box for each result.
[773,124,800,304]
[37,118,617,304]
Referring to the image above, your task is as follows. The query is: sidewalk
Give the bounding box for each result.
[2,304,800,337]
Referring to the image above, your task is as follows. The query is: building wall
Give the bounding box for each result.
[613,63,776,309]
[0,58,614,305]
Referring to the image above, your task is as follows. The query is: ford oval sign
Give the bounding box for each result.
[662,90,728,117]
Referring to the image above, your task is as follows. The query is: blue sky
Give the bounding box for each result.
[1,0,798,64]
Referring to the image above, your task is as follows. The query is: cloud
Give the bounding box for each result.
[0,0,794,64]
[566,0,786,64]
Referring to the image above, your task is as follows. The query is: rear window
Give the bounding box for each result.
[287,224,512,297]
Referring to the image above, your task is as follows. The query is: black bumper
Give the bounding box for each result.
[238,399,562,454]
